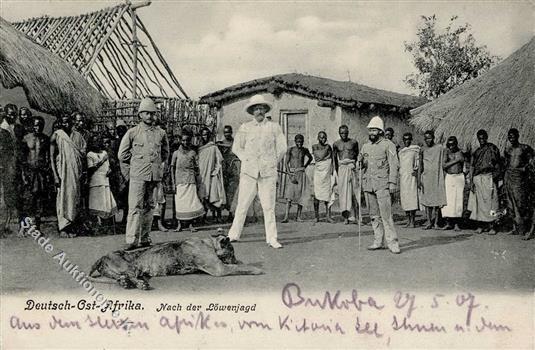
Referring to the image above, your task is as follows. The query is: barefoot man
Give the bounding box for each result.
[282,134,312,223]
[50,114,86,237]
[503,128,534,239]
[419,130,447,230]
[0,104,18,236]
[333,125,359,224]
[442,136,465,231]
[468,129,501,235]
[312,131,334,223]
[398,132,420,228]
[21,116,50,230]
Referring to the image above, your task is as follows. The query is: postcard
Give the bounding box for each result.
[1,1,533,348]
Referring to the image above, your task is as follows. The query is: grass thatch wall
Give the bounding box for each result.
[0,17,105,116]
[410,37,535,151]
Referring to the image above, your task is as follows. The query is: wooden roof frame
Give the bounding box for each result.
[13,1,189,100]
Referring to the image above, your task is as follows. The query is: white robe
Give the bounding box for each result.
[398,145,420,211]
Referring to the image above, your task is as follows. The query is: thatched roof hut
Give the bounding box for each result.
[0,17,105,116]
[410,37,535,151]
[201,73,427,110]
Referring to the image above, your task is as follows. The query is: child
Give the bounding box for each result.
[282,134,312,222]
[312,131,334,223]
[171,132,205,232]
[152,169,168,232]
[87,135,117,225]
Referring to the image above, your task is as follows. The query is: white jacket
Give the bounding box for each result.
[232,119,287,178]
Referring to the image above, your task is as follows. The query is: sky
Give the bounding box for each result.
[1,1,533,99]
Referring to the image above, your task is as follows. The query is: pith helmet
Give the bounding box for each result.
[138,97,157,113]
[116,119,126,127]
[367,116,384,132]
[244,94,272,115]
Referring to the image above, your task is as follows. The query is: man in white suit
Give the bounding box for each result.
[227,95,287,248]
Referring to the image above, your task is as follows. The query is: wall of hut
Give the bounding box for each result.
[215,92,421,149]
[342,107,423,148]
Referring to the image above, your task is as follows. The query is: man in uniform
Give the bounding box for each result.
[227,94,287,249]
[118,97,169,250]
[359,116,401,254]
[333,125,359,224]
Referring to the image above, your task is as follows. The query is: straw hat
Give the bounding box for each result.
[367,116,384,132]
[244,94,272,115]
[138,97,157,113]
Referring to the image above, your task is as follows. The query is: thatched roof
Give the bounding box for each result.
[200,73,427,110]
[410,37,535,151]
[0,17,105,116]
[12,3,188,100]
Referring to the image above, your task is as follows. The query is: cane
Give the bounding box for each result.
[357,160,362,251]
[277,169,292,176]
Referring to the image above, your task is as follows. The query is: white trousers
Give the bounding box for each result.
[228,174,278,243]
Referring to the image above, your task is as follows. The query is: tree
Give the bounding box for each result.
[404,15,500,99]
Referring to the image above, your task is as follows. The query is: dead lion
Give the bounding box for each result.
[89,235,262,290]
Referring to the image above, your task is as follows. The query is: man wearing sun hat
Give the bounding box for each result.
[118,97,169,250]
[359,116,401,254]
[227,94,287,248]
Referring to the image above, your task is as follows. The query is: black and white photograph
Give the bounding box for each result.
[0,0,533,348]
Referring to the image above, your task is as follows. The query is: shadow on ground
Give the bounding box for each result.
[401,233,473,252]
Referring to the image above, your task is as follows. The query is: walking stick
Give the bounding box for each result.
[357,161,362,251]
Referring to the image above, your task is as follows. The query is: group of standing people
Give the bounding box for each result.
[399,128,534,240]
[231,95,401,252]
[1,105,47,235]
[228,95,534,255]
[3,95,533,252]
[0,103,130,237]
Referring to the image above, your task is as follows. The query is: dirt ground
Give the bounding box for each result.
[1,201,533,296]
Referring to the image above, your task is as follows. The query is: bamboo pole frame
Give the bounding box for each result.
[110,25,155,94]
[136,15,189,98]
[82,5,128,76]
[12,1,188,100]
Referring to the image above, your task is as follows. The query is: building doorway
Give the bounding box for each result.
[278,110,308,198]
